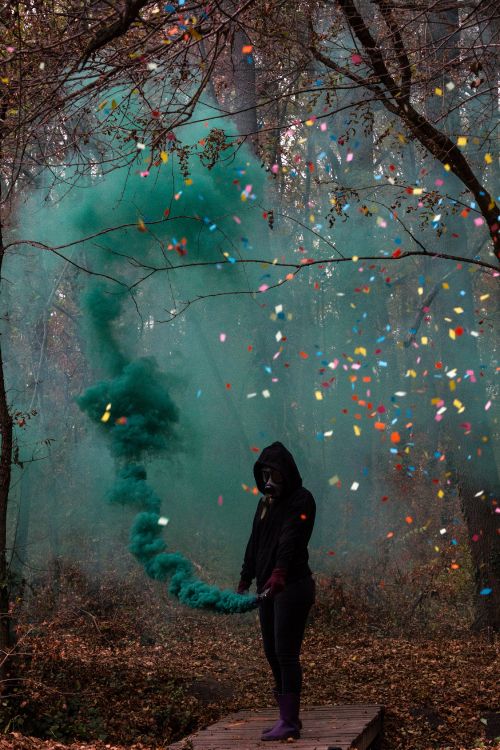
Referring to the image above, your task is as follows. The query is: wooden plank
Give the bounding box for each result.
[168,704,384,750]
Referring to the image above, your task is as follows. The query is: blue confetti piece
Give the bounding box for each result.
[480,588,492,595]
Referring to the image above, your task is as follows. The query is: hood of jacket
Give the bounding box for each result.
[253,441,302,498]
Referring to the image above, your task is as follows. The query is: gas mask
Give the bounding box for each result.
[262,466,283,498]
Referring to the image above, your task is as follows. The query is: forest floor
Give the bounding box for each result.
[0,570,498,750]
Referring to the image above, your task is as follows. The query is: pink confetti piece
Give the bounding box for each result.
[271,164,279,174]
[259,284,269,292]
[217,495,223,506]
[474,217,484,226]
[219,333,226,342]
[485,400,491,410]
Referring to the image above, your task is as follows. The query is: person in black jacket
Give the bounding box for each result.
[237,442,316,741]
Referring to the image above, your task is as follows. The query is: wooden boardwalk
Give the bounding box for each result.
[168,704,384,750]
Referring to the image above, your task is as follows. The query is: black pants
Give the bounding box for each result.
[258,575,315,695]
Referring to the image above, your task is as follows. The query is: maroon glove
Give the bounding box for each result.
[237,579,250,594]
[263,568,286,598]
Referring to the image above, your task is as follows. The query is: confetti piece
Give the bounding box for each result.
[217,495,223,506]
[479,588,492,595]
[241,45,253,54]
[219,333,226,342]
[405,516,413,524]
[314,390,323,400]
[434,87,443,96]
[484,153,492,164]
[390,432,401,443]
[328,475,340,485]
[350,482,359,491]
[353,425,361,436]
[457,136,467,146]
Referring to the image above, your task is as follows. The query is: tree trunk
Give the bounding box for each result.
[0,222,14,667]
[230,26,258,149]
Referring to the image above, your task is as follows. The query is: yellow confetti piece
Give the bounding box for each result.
[484,153,492,164]
[437,490,444,498]
[160,151,169,163]
[449,380,456,392]
[418,286,423,295]
[98,100,108,110]
[453,307,464,314]
[328,475,340,486]
[351,255,359,262]
[137,218,147,232]
[353,425,361,436]
[305,119,315,126]
[444,164,451,171]
[413,188,423,195]
[442,282,449,289]
[406,369,417,378]
[457,136,467,146]
[449,329,456,340]
[421,336,428,345]
[185,178,193,185]
[354,347,367,356]
[479,294,490,301]
[434,87,443,96]
[314,390,323,401]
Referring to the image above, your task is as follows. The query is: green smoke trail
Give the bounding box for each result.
[77,285,257,613]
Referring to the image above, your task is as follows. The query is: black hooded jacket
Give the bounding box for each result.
[240,442,316,592]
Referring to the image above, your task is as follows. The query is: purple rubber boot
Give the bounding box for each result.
[263,689,302,733]
[261,693,301,741]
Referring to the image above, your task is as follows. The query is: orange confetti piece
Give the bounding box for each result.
[374,422,386,430]
[386,531,394,539]
[405,516,413,524]
[299,351,309,359]
[390,431,401,443]
[242,45,253,54]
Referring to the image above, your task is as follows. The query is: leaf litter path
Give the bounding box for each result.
[5,605,500,750]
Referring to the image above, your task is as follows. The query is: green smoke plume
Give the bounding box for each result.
[69,96,265,612]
